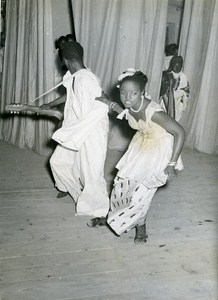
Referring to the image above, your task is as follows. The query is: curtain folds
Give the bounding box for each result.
[1,0,217,156]
[179,0,218,154]
[71,0,168,99]
[0,0,56,156]
[71,0,168,150]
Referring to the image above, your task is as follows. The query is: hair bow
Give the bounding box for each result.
[117,68,138,82]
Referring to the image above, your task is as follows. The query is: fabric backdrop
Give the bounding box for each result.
[71,0,168,150]
[2,0,217,155]
[179,0,218,154]
[0,0,57,156]
[72,0,168,99]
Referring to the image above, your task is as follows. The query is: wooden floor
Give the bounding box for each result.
[0,140,217,300]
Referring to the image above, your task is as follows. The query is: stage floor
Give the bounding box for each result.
[0,140,217,300]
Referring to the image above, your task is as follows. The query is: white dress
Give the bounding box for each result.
[173,72,190,121]
[107,101,183,235]
[50,69,110,217]
[160,71,190,122]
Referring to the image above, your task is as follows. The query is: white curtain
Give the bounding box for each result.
[179,0,218,154]
[0,0,57,156]
[71,0,168,150]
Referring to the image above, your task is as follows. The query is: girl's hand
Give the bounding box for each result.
[164,165,177,182]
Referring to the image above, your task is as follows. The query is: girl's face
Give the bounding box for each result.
[120,80,143,109]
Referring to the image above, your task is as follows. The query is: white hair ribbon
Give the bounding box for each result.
[117,68,137,82]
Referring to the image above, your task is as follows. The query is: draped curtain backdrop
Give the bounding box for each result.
[0,0,56,156]
[1,0,217,156]
[179,0,218,154]
[71,0,168,150]
[71,0,168,99]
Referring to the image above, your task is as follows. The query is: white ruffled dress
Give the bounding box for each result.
[107,101,183,235]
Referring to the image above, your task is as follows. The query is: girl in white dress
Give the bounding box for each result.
[106,69,185,243]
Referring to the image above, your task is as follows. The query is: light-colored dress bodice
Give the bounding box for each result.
[116,101,183,182]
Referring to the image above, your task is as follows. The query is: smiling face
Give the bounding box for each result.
[120,80,143,109]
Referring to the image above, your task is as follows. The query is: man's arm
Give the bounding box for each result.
[40,93,66,109]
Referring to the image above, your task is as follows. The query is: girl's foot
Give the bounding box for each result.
[134,224,148,244]
[87,217,106,228]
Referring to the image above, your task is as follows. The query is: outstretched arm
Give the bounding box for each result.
[40,93,66,110]
[151,111,185,181]
[96,91,123,114]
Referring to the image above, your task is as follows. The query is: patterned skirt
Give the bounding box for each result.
[107,172,167,235]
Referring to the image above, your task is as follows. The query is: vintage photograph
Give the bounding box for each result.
[0,0,217,299]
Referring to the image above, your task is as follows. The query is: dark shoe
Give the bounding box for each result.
[87,217,106,228]
[134,223,148,244]
[98,217,107,226]
[57,191,68,198]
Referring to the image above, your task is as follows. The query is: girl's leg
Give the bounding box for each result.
[107,183,156,237]
[134,220,147,244]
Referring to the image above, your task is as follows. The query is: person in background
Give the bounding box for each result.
[41,41,111,222]
[160,56,190,121]
[104,68,185,243]
[56,36,67,50]
[163,43,178,71]
[159,71,176,119]
[55,36,68,71]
